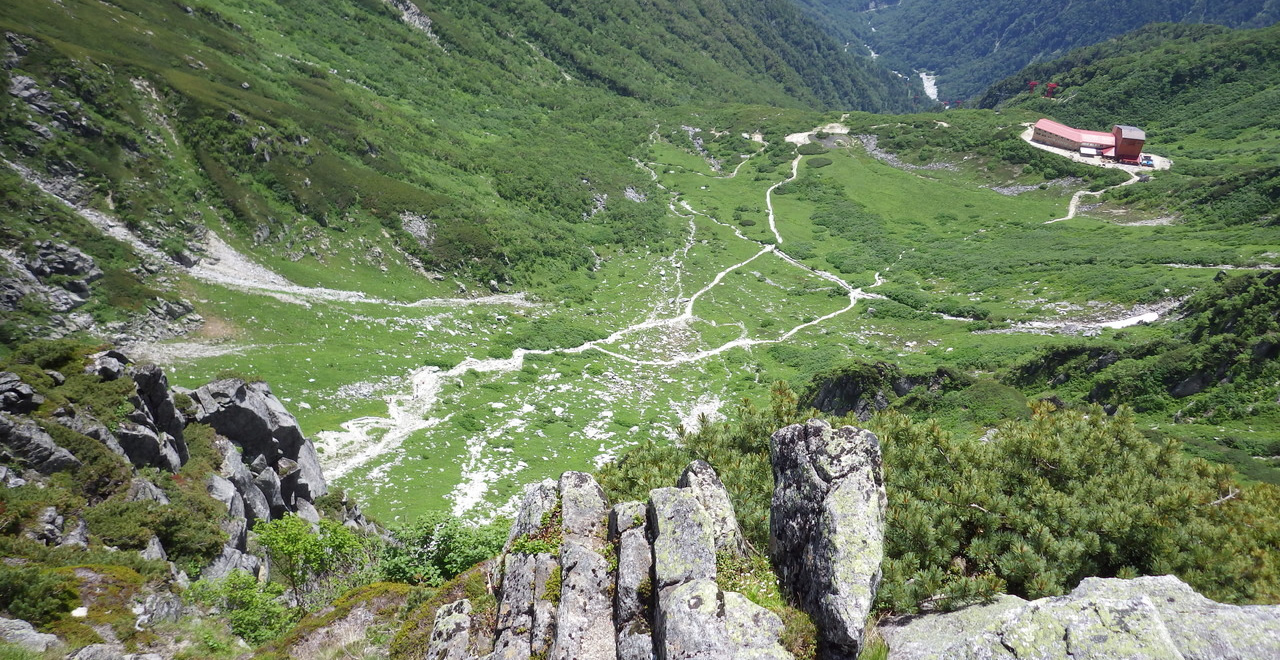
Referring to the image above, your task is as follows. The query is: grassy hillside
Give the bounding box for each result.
[985,23,1280,230]
[0,0,914,309]
[797,0,1278,101]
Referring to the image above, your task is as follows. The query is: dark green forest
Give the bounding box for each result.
[797,0,1279,100]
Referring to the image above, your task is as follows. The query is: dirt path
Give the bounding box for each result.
[1045,170,1141,224]
[765,156,800,244]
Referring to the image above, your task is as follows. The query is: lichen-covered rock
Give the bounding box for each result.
[504,479,559,553]
[879,576,1280,660]
[770,420,885,660]
[611,501,652,658]
[656,579,792,660]
[677,460,747,557]
[0,411,81,474]
[1073,576,1280,660]
[492,552,559,660]
[427,599,474,660]
[648,488,715,588]
[549,471,615,660]
[554,541,616,660]
[560,471,609,548]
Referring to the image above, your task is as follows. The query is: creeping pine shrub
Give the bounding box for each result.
[186,570,290,644]
[0,564,78,626]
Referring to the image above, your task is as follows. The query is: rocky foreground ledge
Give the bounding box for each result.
[417,420,1280,660]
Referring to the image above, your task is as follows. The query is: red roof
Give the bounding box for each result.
[1034,118,1114,147]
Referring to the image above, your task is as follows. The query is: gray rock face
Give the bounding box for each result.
[59,517,88,547]
[115,422,181,472]
[560,471,609,548]
[611,501,653,660]
[770,420,885,660]
[130,365,187,462]
[879,575,1280,660]
[25,506,63,545]
[649,487,716,588]
[427,599,474,660]
[650,487,792,660]
[189,378,326,500]
[551,472,615,660]
[0,371,43,413]
[85,350,130,381]
[492,552,559,660]
[0,411,81,474]
[503,479,559,554]
[125,477,170,505]
[0,616,62,652]
[201,544,262,581]
[52,409,126,459]
[554,541,616,660]
[430,467,792,660]
[677,460,747,556]
[141,536,168,562]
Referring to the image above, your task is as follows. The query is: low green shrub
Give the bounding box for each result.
[186,570,291,645]
[0,564,78,627]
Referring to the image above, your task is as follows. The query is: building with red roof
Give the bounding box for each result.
[1031,118,1146,162]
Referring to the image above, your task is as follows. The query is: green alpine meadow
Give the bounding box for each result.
[0,0,1277,657]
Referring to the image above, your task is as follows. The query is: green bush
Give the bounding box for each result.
[379,513,506,586]
[257,515,371,611]
[804,157,833,168]
[186,570,291,645]
[0,564,78,627]
[797,143,828,156]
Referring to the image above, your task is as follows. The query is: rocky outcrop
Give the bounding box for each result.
[676,460,747,556]
[425,464,791,660]
[0,616,62,652]
[0,411,80,474]
[771,420,886,660]
[879,575,1280,660]
[0,371,43,413]
[189,378,327,504]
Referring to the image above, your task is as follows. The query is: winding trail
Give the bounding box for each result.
[1045,170,1141,224]
[765,155,801,244]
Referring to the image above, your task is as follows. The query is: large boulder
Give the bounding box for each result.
[648,488,716,588]
[189,379,326,500]
[770,420,885,660]
[0,411,81,474]
[650,487,791,660]
[0,616,62,652]
[879,575,1280,660]
[676,460,747,556]
[0,371,43,413]
[553,472,615,660]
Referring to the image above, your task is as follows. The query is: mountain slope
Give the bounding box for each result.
[986,22,1280,229]
[0,0,913,323]
[799,0,1280,101]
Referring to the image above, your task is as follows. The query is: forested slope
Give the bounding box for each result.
[0,0,913,316]
[798,0,1279,100]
